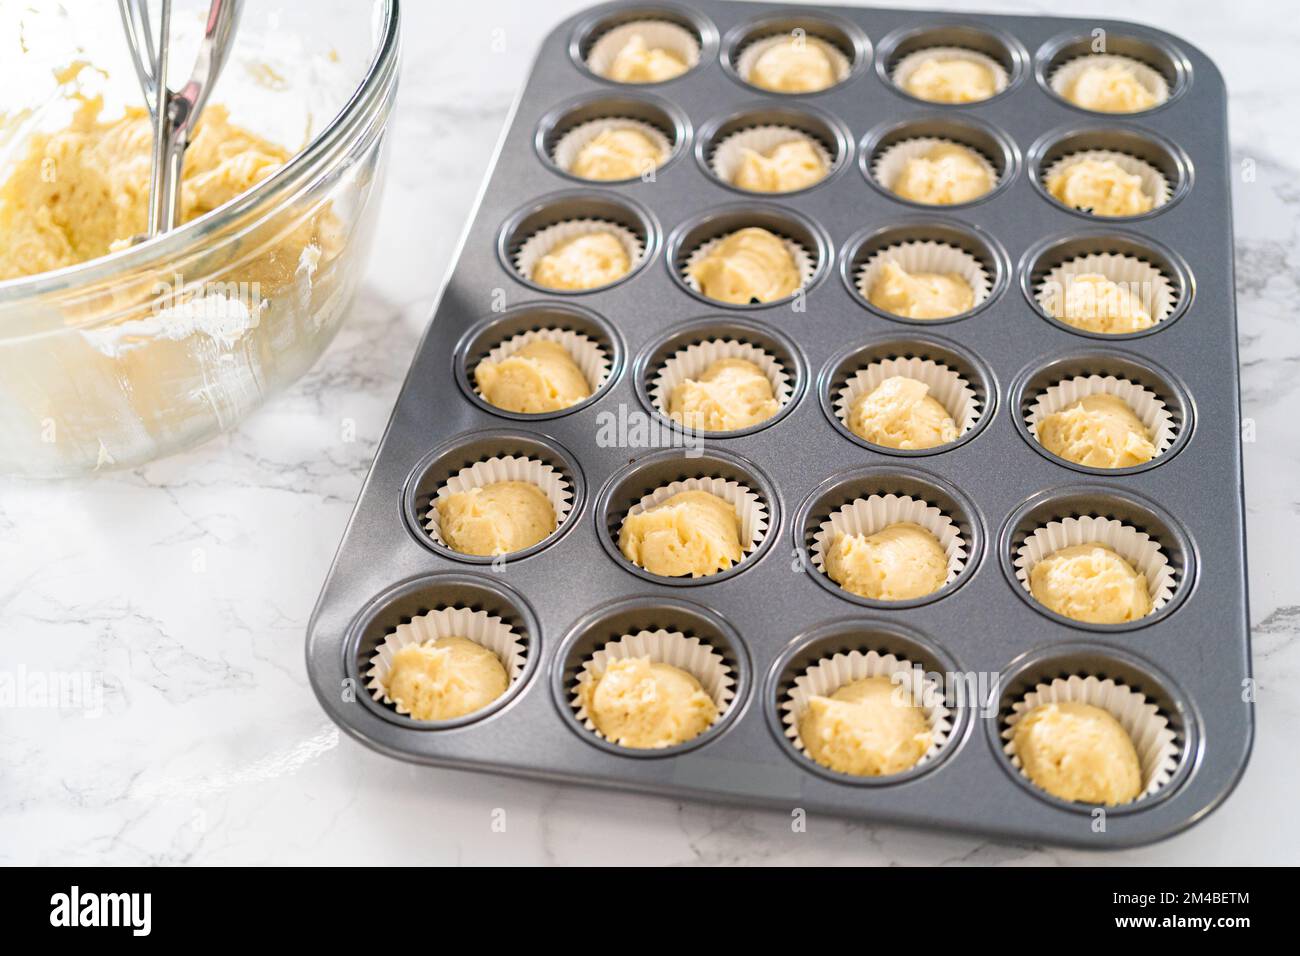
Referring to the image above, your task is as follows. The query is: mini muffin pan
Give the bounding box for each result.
[307,1,1250,848]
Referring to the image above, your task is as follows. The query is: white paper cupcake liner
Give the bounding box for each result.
[835,357,981,440]
[855,240,992,315]
[782,649,952,769]
[366,609,527,718]
[682,230,816,298]
[1003,674,1181,801]
[1050,54,1170,111]
[1036,253,1177,324]
[552,117,673,179]
[570,629,735,744]
[811,493,967,585]
[736,33,852,89]
[1042,149,1171,212]
[709,125,835,188]
[475,327,611,399]
[514,219,645,289]
[423,454,574,550]
[1014,514,1176,612]
[891,46,1009,100]
[587,20,701,81]
[649,338,793,424]
[871,136,1000,199]
[1027,374,1176,457]
[620,476,769,573]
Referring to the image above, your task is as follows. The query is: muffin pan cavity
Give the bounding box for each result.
[1028,126,1190,220]
[862,115,1019,208]
[572,5,717,85]
[723,14,870,95]
[875,23,1027,104]
[1037,32,1191,115]
[537,93,691,184]
[697,103,851,195]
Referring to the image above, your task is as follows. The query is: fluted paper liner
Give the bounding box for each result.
[649,338,793,427]
[1036,252,1177,325]
[620,476,769,575]
[1003,674,1181,801]
[710,125,834,190]
[856,240,992,315]
[1042,149,1171,213]
[891,46,1009,100]
[570,628,735,745]
[1014,514,1176,612]
[871,136,999,200]
[736,33,852,89]
[1050,54,1170,111]
[835,357,981,440]
[367,608,527,719]
[552,117,673,180]
[514,219,644,290]
[475,327,611,401]
[811,493,967,585]
[587,20,701,81]
[423,454,574,550]
[782,648,953,770]
[1027,374,1176,458]
[682,230,816,298]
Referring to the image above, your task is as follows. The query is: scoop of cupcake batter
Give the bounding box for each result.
[667,357,779,432]
[1012,701,1143,805]
[688,227,801,304]
[579,656,718,749]
[531,231,631,290]
[1036,393,1157,469]
[604,34,690,84]
[799,676,933,776]
[1028,543,1152,624]
[1045,273,1154,334]
[435,480,557,556]
[474,339,592,413]
[824,522,948,601]
[0,95,291,281]
[847,375,958,450]
[869,260,975,319]
[903,57,997,104]
[383,636,509,721]
[890,142,993,206]
[748,36,840,93]
[1047,158,1154,217]
[570,127,664,181]
[619,489,744,578]
[731,138,826,193]
[1064,62,1158,113]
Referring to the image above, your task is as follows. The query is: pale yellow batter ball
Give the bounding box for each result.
[1028,543,1152,624]
[891,143,993,205]
[1047,158,1154,217]
[747,37,840,93]
[732,138,827,193]
[1065,62,1159,113]
[1012,701,1143,805]
[1045,273,1154,334]
[580,656,718,748]
[1037,393,1157,469]
[604,35,690,84]
[570,127,664,181]
[619,489,744,578]
[799,676,933,776]
[531,231,631,291]
[687,227,801,304]
[868,260,975,319]
[847,375,958,450]
[474,339,592,414]
[903,57,997,104]
[667,357,779,432]
[435,480,557,556]
[824,522,948,601]
[384,636,509,721]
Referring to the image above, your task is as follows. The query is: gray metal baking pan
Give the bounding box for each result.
[307,0,1251,848]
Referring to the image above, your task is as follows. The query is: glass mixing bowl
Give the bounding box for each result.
[0,0,399,476]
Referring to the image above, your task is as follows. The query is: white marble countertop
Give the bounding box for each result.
[2,0,1297,865]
